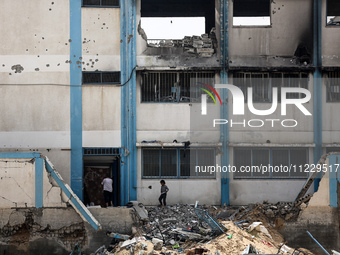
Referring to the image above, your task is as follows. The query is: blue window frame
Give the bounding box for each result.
[142,148,216,179]
[82,0,119,7]
[234,147,309,179]
[82,71,121,84]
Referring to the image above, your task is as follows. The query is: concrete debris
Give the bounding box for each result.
[151,237,163,250]
[247,222,272,240]
[93,200,320,254]
[241,244,259,254]
[127,201,149,222]
[147,29,216,57]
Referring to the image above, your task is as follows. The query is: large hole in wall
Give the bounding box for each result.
[140,0,216,52]
[141,17,206,40]
[233,0,271,26]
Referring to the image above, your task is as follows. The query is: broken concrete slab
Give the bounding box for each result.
[45,157,101,231]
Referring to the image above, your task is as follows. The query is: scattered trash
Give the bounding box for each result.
[90,200,334,254]
[241,244,259,254]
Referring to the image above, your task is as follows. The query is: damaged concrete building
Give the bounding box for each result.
[0,0,340,253]
[1,0,340,208]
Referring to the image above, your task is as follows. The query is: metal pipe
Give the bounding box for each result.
[306,231,330,255]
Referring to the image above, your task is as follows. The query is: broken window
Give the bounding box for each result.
[141,17,206,41]
[140,71,215,102]
[233,0,270,26]
[326,71,340,102]
[140,0,215,49]
[327,0,340,25]
[83,71,120,84]
[142,148,215,178]
[234,148,308,179]
[233,72,309,102]
[82,0,119,7]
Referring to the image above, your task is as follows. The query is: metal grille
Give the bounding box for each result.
[82,0,119,6]
[143,149,160,177]
[141,71,215,102]
[234,148,252,178]
[234,147,308,178]
[272,149,289,177]
[233,72,309,102]
[326,71,340,102]
[252,149,270,177]
[233,73,270,102]
[83,148,120,156]
[160,149,177,177]
[143,148,215,178]
[289,149,308,177]
[326,147,340,153]
[83,72,120,84]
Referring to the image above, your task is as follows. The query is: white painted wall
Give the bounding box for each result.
[0,158,66,208]
[0,1,72,182]
[137,149,222,205]
[81,8,122,147]
[81,8,121,71]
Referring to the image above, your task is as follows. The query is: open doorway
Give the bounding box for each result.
[83,148,120,207]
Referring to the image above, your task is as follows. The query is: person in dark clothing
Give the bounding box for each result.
[158,180,169,206]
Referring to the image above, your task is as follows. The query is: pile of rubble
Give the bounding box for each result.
[148,28,216,58]
[92,200,320,255]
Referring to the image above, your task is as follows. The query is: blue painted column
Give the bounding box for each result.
[120,0,137,205]
[35,157,44,208]
[70,0,83,200]
[313,0,322,192]
[220,0,230,206]
[329,155,339,207]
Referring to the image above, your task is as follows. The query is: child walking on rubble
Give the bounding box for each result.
[158,180,169,206]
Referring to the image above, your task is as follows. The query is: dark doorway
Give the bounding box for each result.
[83,153,120,207]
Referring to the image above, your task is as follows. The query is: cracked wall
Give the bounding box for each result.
[0,158,67,208]
[0,208,86,254]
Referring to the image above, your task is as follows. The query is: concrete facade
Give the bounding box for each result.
[0,154,134,253]
[0,0,339,206]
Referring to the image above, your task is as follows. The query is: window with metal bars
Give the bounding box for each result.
[234,147,309,179]
[326,71,340,102]
[82,71,120,84]
[326,147,340,153]
[82,0,119,7]
[83,147,120,156]
[140,71,215,102]
[233,72,309,102]
[142,148,216,178]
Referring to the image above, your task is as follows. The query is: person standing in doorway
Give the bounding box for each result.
[101,175,113,207]
[159,180,169,206]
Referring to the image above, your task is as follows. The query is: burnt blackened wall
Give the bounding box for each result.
[229,0,313,68]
